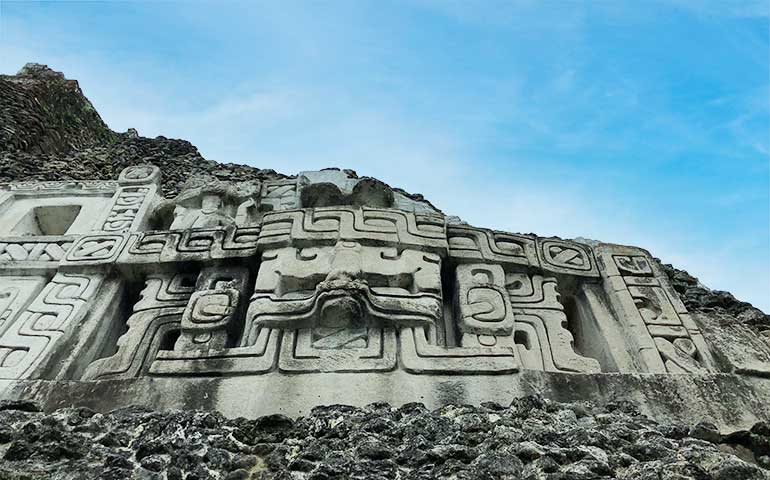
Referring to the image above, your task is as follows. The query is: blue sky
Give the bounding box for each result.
[1,1,768,310]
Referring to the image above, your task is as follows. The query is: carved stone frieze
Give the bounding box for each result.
[447,225,537,267]
[174,266,250,351]
[508,274,601,373]
[83,272,196,380]
[258,207,447,253]
[261,178,300,211]
[119,225,260,264]
[0,237,74,264]
[152,174,261,230]
[0,166,747,388]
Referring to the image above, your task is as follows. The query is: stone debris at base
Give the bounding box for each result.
[0,398,768,479]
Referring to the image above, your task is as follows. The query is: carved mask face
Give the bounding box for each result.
[245,240,442,335]
[173,205,187,218]
[200,194,222,214]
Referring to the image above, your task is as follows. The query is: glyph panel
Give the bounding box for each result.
[536,238,599,277]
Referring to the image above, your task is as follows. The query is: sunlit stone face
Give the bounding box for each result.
[242,240,442,345]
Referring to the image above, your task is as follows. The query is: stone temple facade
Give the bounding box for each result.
[0,162,768,431]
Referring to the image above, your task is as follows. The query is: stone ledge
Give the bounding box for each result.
[2,371,768,432]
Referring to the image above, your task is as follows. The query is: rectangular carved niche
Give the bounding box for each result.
[0,196,112,236]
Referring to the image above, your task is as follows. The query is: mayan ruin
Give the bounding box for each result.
[0,63,768,479]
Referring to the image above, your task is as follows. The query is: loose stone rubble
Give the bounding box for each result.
[0,63,768,477]
[0,398,768,480]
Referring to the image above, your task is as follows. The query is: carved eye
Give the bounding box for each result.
[300,183,344,208]
[470,269,493,283]
[350,178,394,208]
[496,240,523,254]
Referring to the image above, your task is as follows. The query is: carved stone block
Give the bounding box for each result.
[0,237,74,265]
[536,238,599,277]
[101,187,153,232]
[596,244,713,374]
[399,326,518,374]
[508,274,601,373]
[0,273,102,379]
[447,225,537,267]
[119,226,260,265]
[0,277,47,334]
[454,264,515,336]
[83,272,196,380]
[278,327,397,372]
[261,178,300,211]
[258,207,447,253]
[174,266,250,351]
[62,234,127,265]
[244,242,442,344]
[150,327,279,376]
[118,165,161,186]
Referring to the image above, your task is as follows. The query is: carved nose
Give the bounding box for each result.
[320,296,363,328]
[325,241,363,283]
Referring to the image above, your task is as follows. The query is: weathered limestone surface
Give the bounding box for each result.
[0,63,768,478]
[0,398,769,480]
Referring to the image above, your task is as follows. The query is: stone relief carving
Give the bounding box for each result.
[0,273,101,379]
[0,277,47,333]
[0,165,737,383]
[261,178,299,211]
[83,272,196,380]
[596,245,713,373]
[0,238,74,263]
[174,266,249,351]
[536,238,599,277]
[454,263,515,337]
[152,174,260,230]
[258,207,446,252]
[246,240,441,373]
[120,225,260,264]
[244,242,442,338]
[102,187,152,232]
[447,225,537,267]
[508,274,601,373]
